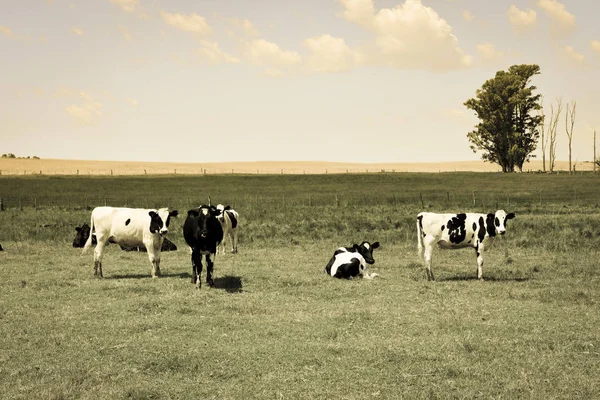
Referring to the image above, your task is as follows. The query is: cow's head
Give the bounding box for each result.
[73,224,91,248]
[493,210,515,236]
[352,241,380,264]
[149,208,179,235]
[215,204,231,223]
[188,205,222,238]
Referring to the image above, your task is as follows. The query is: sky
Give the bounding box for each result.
[1,0,600,164]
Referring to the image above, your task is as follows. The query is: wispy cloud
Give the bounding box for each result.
[507,5,536,34]
[304,34,363,73]
[537,0,575,37]
[198,40,240,64]
[65,92,103,125]
[160,11,212,35]
[119,25,133,42]
[126,98,138,106]
[462,10,474,22]
[563,45,584,66]
[476,43,504,65]
[109,0,139,13]
[72,27,84,36]
[244,39,301,67]
[591,40,600,54]
[0,25,13,37]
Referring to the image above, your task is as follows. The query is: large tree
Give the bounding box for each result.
[464,64,543,172]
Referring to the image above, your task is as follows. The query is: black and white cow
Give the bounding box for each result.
[215,204,239,254]
[325,241,380,279]
[81,207,178,278]
[183,205,224,289]
[73,223,177,251]
[417,210,516,281]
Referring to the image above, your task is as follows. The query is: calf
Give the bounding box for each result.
[215,204,239,254]
[417,210,515,281]
[183,205,224,289]
[325,241,380,279]
[82,207,178,278]
[73,224,177,251]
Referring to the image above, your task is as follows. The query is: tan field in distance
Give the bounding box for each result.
[0,158,596,176]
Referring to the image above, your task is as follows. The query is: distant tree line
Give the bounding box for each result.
[1,153,40,159]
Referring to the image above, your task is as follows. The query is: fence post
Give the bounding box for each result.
[34,198,37,210]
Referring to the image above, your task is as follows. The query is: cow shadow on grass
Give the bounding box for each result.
[108,272,191,280]
[213,275,243,293]
[439,274,531,282]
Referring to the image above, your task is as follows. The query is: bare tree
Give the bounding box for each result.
[539,96,547,172]
[547,98,562,173]
[565,100,577,175]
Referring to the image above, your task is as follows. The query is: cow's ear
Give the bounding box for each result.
[170,210,179,218]
[224,205,231,211]
[506,213,515,220]
[352,244,360,251]
[213,209,222,216]
[75,227,81,232]
[148,211,157,218]
[187,209,199,217]
[371,242,380,249]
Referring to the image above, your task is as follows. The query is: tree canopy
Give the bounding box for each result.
[464,64,543,172]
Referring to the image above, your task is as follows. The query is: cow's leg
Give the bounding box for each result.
[192,251,203,289]
[231,231,238,254]
[206,253,215,287]
[93,241,106,278]
[476,244,484,280]
[146,244,161,278]
[424,243,435,281]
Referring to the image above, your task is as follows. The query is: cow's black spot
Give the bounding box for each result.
[475,242,480,257]
[441,225,445,231]
[227,211,238,229]
[125,218,131,226]
[447,214,467,244]
[334,258,361,279]
[472,222,477,231]
[486,214,496,237]
[495,217,500,227]
[478,216,486,242]
[148,211,164,234]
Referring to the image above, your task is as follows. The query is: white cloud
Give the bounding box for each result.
[462,10,474,22]
[0,25,13,37]
[303,34,363,73]
[591,40,600,54]
[126,98,138,106]
[476,43,504,64]
[263,67,284,78]
[536,0,575,37]
[563,45,584,66]
[72,27,84,36]
[160,11,212,35]
[198,40,240,64]
[119,25,133,42]
[336,0,472,71]
[244,39,301,67]
[109,0,139,13]
[507,5,536,34]
[231,18,259,37]
[65,92,103,125]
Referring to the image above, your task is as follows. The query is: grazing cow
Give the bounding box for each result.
[183,205,224,289]
[215,204,239,254]
[417,210,516,281]
[82,207,178,278]
[73,224,177,251]
[325,241,380,279]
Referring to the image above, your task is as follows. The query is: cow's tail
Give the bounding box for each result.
[416,214,424,257]
[81,211,94,256]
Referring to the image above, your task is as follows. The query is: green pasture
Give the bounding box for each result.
[0,173,599,399]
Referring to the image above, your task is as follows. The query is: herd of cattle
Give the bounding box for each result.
[66,202,516,287]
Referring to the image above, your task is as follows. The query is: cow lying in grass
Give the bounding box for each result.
[73,223,177,252]
[417,210,515,281]
[325,241,380,279]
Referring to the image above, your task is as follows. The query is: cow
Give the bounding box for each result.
[215,204,239,254]
[183,205,224,289]
[416,210,516,281]
[81,207,178,278]
[73,223,177,251]
[325,241,380,279]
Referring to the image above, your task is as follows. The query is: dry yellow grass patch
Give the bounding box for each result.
[0,158,595,175]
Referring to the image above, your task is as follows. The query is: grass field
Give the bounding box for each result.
[1,173,599,399]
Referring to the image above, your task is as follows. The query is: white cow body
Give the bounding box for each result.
[417,210,515,281]
[215,204,239,254]
[82,206,178,278]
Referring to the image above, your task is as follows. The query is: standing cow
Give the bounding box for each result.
[325,241,380,279]
[73,224,177,252]
[183,205,224,289]
[215,204,239,254]
[417,210,515,281]
[82,207,178,278]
